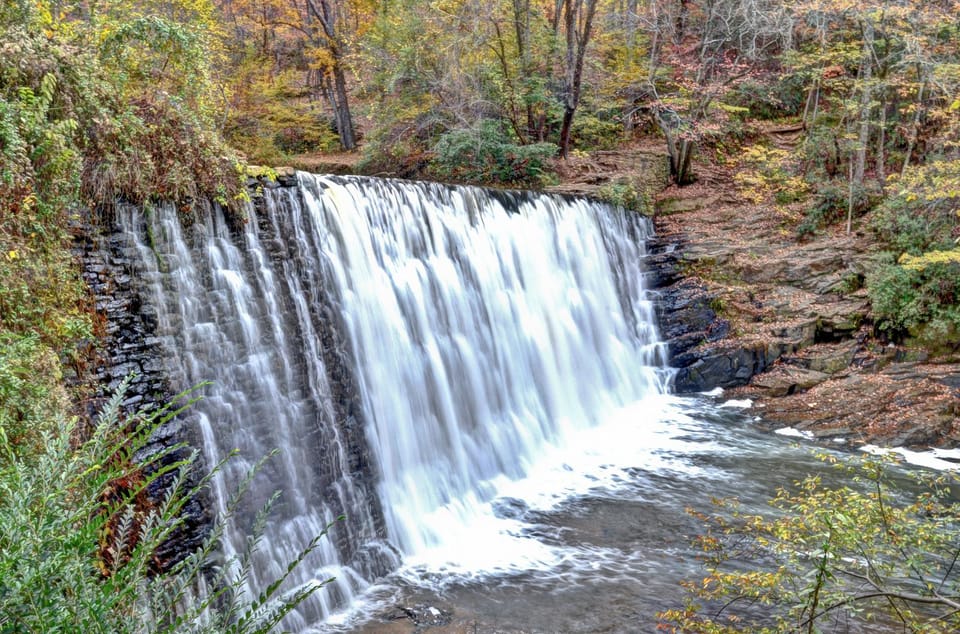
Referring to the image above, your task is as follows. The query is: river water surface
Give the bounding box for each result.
[118,174,865,632]
[333,394,837,633]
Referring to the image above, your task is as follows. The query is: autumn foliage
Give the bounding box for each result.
[0,1,959,629]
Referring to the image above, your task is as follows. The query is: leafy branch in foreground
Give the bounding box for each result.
[658,453,960,633]
[0,376,333,633]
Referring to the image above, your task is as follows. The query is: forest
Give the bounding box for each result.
[1,0,959,631]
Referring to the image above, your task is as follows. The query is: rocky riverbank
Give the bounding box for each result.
[649,163,960,450]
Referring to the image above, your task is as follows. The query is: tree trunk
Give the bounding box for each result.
[625,0,638,62]
[655,109,694,185]
[846,155,855,235]
[511,0,540,141]
[876,97,886,183]
[559,107,576,158]
[801,77,820,128]
[853,21,874,188]
[676,138,694,184]
[558,0,598,158]
[305,0,357,151]
[331,63,356,150]
[901,81,926,177]
[675,0,689,44]
[623,0,639,136]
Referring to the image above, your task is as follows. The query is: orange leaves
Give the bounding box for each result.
[821,65,845,79]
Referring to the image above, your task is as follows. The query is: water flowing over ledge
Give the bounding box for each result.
[116,173,671,628]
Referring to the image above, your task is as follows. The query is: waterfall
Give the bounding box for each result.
[117,174,668,627]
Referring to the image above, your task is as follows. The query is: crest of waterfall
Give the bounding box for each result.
[117,174,668,627]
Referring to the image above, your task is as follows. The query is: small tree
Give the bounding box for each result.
[641,0,792,184]
[555,0,600,159]
[658,454,960,633]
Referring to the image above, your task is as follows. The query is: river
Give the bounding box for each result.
[115,174,879,632]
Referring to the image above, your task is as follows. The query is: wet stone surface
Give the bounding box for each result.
[72,212,209,568]
[650,179,960,449]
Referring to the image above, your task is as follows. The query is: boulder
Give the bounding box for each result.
[673,343,771,393]
[749,366,831,397]
[657,195,720,215]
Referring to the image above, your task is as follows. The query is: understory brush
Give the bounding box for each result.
[430,120,558,186]
[734,145,808,208]
[0,378,332,633]
[658,454,960,633]
[868,253,960,348]
[865,160,960,347]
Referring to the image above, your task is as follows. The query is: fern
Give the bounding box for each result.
[0,378,335,634]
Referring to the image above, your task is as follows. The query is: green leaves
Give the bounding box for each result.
[867,257,960,346]
[0,379,332,633]
[431,120,558,185]
[659,454,960,632]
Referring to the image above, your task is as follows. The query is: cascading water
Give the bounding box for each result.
[118,173,802,631]
[117,191,399,629]
[295,175,669,564]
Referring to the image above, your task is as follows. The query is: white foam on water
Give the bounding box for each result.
[375,393,731,583]
[720,398,753,409]
[861,445,960,471]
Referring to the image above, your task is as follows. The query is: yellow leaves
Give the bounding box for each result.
[669,452,960,631]
[896,161,960,208]
[897,248,960,271]
[21,193,37,213]
[740,144,791,166]
[734,144,809,207]
[306,47,336,72]
[34,0,54,28]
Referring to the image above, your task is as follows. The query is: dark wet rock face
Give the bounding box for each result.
[388,604,454,628]
[647,196,877,396]
[73,212,209,569]
[648,230,770,393]
[74,224,171,414]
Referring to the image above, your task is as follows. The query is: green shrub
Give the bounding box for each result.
[659,453,960,632]
[730,76,805,120]
[0,379,332,633]
[864,161,960,346]
[867,255,960,346]
[430,120,557,186]
[0,335,68,457]
[797,121,843,180]
[570,112,622,151]
[0,7,243,219]
[870,160,960,256]
[82,95,243,209]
